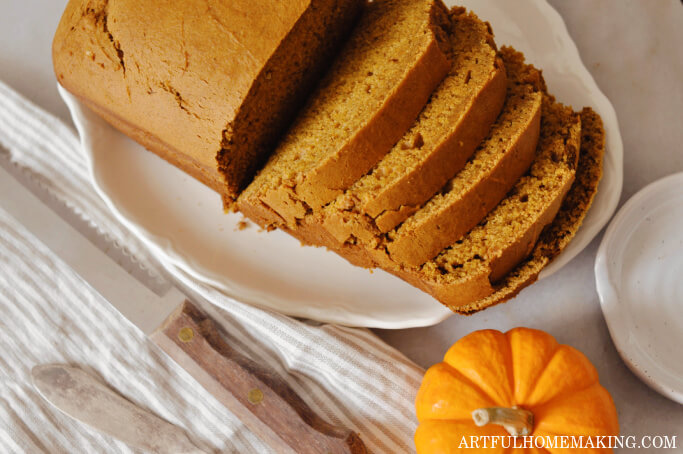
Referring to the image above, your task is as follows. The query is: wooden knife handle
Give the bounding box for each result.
[151,301,367,454]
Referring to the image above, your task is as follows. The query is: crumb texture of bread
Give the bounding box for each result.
[320,100,604,315]
[238,0,453,224]
[53,0,364,201]
[321,8,507,250]
[454,107,605,314]
[385,47,544,266]
[393,92,581,308]
[283,46,545,271]
[314,75,583,308]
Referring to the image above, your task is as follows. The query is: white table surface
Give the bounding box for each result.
[1,0,682,450]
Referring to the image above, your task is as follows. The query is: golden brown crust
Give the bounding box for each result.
[53,0,364,201]
[79,95,225,193]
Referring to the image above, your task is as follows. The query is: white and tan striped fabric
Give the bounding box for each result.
[0,80,424,453]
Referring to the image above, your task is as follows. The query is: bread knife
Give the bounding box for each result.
[0,165,366,454]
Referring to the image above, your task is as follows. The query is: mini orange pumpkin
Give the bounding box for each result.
[415,328,619,453]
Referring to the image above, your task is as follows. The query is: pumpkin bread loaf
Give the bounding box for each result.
[237,0,453,225]
[458,108,604,314]
[322,7,507,242]
[386,47,543,266]
[53,0,364,202]
[390,92,581,308]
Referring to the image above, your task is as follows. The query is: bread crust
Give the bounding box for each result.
[78,94,226,193]
[53,0,364,201]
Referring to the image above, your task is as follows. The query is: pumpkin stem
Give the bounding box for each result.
[471,406,534,437]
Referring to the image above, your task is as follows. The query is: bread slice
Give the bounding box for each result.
[237,0,453,225]
[53,0,364,201]
[453,107,605,314]
[322,8,506,243]
[390,93,581,308]
[385,47,542,266]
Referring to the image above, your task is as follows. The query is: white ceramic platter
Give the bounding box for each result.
[595,173,683,404]
[61,0,623,328]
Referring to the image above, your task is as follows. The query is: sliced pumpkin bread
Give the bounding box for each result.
[261,77,585,312]
[385,47,543,266]
[287,105,602,316]
[389,92,581,308]
[454,107,605,314]
[237,0,453,225]
[322,7,507,243]
[286,46,542,270]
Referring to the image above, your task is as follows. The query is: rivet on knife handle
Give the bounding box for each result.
[178,327,194,343]
[150,301,367,454]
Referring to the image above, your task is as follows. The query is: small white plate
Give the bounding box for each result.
[61,0,623,328]
[595,173,683,404]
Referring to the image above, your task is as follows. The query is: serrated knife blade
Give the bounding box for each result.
[0,165,366,453]
[0,164,182,335]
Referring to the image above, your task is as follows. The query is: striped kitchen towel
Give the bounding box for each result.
[0,79,424,453]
